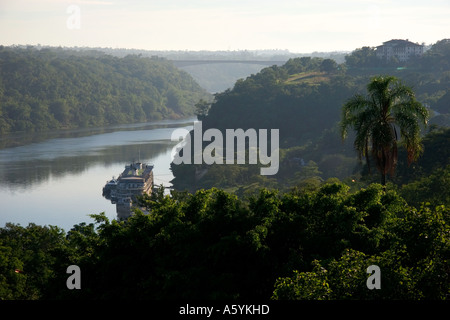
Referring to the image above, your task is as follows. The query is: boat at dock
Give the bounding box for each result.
[103,161,154,219]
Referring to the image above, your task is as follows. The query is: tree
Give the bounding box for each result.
[194,99,211,121]
[320,59,338,73]
[344,47,378,68]
[340,76,429,185]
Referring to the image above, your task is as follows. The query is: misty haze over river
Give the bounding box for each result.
[0,118,195,231]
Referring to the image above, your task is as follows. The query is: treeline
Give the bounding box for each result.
[0,182,448,300]
[0,46,211,134]
[345,39,450,72]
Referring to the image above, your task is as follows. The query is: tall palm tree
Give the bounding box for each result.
[340,76,429,185]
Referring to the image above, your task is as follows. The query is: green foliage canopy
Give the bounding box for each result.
[1,182,448,300]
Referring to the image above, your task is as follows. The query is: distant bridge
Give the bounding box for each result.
[170,59,288,67]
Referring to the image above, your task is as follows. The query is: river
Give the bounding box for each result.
[0,118,195,232]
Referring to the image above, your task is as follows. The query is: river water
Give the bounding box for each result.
[0,118,195,232]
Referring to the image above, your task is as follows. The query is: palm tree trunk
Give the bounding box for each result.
[380,150,387,186]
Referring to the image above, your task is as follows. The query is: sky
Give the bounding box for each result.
[0,0,449,53]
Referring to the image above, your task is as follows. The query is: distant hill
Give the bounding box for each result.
[0,46,211,134]
[171,51,348,93]
[53,46,349,93]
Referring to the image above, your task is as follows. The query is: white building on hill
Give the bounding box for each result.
[376,39,424,62]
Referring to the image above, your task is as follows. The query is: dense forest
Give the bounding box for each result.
[0,46,211,134]
[0,40,449,302]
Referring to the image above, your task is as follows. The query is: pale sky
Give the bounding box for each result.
[0,0,449,53]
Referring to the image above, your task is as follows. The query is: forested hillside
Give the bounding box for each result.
[0,46,211,134]
[171,39,450,195]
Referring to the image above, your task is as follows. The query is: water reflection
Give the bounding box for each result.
[0,141,169,191]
